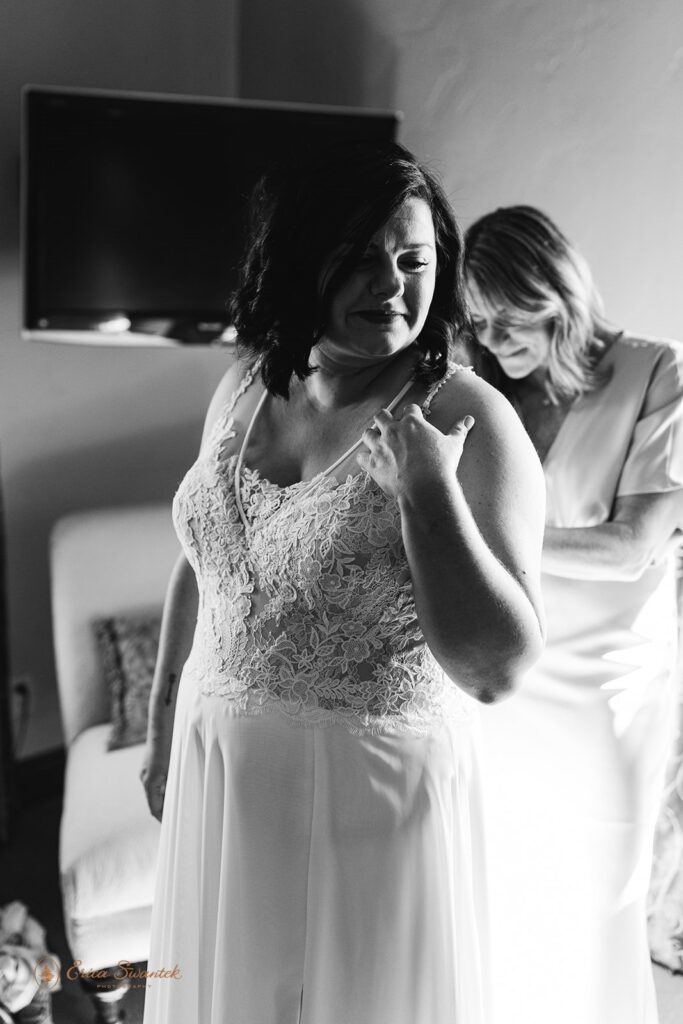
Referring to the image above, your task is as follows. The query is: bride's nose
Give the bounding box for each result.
[369,258,403,300]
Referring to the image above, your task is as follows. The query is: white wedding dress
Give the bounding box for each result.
[142,363,491,1024]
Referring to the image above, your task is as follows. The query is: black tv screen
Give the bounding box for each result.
[22,86,401,346]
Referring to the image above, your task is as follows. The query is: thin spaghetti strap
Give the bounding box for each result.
[234,372,418,527]
[386,377,415,414]
[229,360,261,411]
[421,363,472,414]
[321,377,415,479]
[234,387,268,531]
[205,359,262,448]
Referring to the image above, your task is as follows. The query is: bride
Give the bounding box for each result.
[140,142,545,1024]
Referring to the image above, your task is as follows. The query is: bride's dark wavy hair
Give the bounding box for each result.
[229,140,472,397]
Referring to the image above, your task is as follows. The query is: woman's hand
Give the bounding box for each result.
[140,746,170,822]
[356,403,475,499]
[357,372,546,702]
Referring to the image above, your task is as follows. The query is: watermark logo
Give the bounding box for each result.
[34,955,61,992]
[65,960,183,990]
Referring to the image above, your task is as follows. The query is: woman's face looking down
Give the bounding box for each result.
[320,197,438,365]
[468,288,554,383]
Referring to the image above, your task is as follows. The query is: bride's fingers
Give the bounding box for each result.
[372,409,394,430]
[448,414,475,437]
[398,403,425,420]
[361,425,381,448]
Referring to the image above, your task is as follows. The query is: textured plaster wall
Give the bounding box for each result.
[240,0,683,339]
[0,1,237,758]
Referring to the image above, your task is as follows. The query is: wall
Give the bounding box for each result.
[0,1,238,757]
[240,0,683,340]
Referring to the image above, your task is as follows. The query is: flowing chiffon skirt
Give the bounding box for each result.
[143,671,491,1024]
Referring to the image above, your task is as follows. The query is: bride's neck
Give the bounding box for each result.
[303,347,416,411]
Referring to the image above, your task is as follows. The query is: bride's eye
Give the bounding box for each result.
[399,256,430,272]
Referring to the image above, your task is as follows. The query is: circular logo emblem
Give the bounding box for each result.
[34,955,61,991]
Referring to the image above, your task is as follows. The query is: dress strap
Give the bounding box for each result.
[233,373,416,531]
[227,360,261,413]
[234,387,268,530]
[421,363,472,414]
[205,359,262,448]
[321,376,415,479]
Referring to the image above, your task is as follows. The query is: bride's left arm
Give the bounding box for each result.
[358,374,546,703]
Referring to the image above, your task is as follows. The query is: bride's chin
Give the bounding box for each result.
[313,336,415,370]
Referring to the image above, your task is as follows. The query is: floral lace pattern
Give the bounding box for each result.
[172,362,474,735]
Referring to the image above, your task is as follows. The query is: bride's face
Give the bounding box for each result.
[318,197,437,365]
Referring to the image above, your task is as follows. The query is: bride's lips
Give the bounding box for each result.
[354,310,406,324]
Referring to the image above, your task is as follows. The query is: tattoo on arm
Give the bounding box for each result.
[164,673,177,707]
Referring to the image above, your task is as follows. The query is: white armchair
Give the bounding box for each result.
[50,504,177,1022]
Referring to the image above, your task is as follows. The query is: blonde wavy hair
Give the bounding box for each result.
[464,205,610,403]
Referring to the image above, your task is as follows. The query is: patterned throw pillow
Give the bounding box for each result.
[93,613,161,751]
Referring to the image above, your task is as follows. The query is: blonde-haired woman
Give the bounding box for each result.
[464,205,683,1024]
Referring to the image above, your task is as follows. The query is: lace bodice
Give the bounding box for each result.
[172,361,475,735]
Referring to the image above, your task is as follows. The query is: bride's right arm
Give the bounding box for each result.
[141,552,198,821]
[141,356,247,820]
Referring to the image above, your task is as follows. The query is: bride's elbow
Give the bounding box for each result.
[451,628,545,704]
[473,665,526,704]
[466,668,521,705]
[463,665,525,705]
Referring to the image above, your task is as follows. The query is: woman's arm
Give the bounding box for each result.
[141,357,244,820]
[140,552,198,820]
[358,374,546,703]
[542,490,683,581]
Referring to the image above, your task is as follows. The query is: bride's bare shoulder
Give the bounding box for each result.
[201,353,260,445]
[430,366,520,437]
[432,367,544,492]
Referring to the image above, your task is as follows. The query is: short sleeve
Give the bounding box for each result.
[617,340,683,496]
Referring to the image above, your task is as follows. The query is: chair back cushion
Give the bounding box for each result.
[50,504,177,745]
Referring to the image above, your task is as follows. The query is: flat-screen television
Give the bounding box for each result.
[22,86,401,346]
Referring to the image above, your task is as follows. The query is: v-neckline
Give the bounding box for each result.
[538,336,620,469]
[233,375,415,530]
[538,398,579,470]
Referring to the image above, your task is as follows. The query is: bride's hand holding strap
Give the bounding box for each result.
[356,403,475,500]
[358,377,546,704]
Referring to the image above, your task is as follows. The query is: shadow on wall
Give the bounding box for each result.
[240,0,397,110]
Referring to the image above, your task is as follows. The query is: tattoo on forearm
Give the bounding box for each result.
[164,673,177,706]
